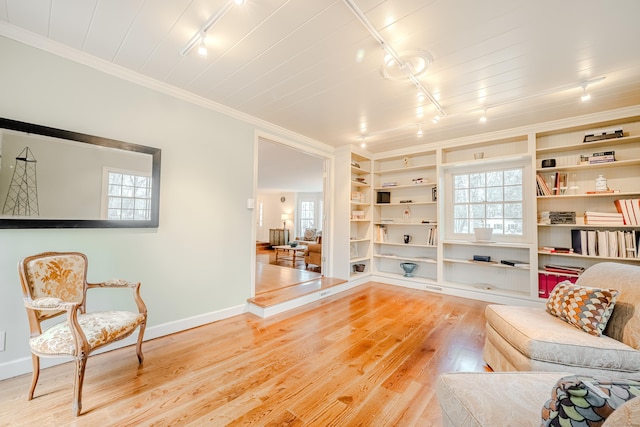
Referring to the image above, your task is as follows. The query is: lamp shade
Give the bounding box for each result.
[281,213,289,221]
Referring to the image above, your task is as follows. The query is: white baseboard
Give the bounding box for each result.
[0,303,247,381]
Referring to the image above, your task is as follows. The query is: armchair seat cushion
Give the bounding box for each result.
[30,311,145,356]
[486,304,640,373]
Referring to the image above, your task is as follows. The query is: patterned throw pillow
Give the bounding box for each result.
[546,281,619,336]
[303,228,317,241]
[541,375,640,426]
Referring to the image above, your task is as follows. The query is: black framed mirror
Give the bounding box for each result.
[0,117,161,228]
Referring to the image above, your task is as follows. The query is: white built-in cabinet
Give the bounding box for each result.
[535,116,640,281]
[349,153,372,277]
[339,107,640,305]
[372,151,438,285]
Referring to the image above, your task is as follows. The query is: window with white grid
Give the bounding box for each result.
[452,167,524,235]
[106,171,152,220]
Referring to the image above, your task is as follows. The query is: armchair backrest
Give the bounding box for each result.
[576,262,640,349]
[19,252,88,322]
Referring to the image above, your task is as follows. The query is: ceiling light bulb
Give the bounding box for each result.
[197,34,207,57]
[383,53,395,67]
[432,115,440,124]
[417,126,423,137]
[581,86,591,102]
[360,141,366,148]
[479,110,487,123]
[417,91,425,102]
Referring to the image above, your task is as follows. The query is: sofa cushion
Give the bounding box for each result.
[546,282,619,336]
[485,305,640,373]
[437,371,569,427]
[541,375,640,426]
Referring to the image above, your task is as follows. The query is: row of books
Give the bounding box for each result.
[535,173,554,196]
[426,226,438,246]
[614,199,640,225]
[571,229,640,258]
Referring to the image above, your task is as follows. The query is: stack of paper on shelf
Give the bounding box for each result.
[381,182,398,187]
[583,211,624,225]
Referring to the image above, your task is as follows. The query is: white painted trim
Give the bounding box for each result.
[0,22,332,154]
[0,304,247,381]
[248,279,366,318]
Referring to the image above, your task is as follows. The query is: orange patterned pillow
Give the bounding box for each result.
[546,282,619,336]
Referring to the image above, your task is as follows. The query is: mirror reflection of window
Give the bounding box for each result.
[103,169,152,220]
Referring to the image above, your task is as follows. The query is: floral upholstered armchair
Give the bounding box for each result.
[18,252,147,416]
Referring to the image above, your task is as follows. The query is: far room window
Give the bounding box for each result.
[452,167,523,235]
[299,200,315,232]
[104,169,152,220]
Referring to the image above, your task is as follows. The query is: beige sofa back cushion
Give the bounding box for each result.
[576,262,640,350]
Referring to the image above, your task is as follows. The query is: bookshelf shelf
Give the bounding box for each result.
[536,116,640,298]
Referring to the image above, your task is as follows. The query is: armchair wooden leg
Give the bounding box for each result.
[28,354,40,400]
[72,355,88,416]
[136,323,146,364]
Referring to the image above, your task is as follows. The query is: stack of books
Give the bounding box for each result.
[583,211,624,225]
[540,246,574,254]
[614,199,640,225]
[538,211,576,225]
[544,264,585,275]
[381,182,398,188]
[588,151,615,164]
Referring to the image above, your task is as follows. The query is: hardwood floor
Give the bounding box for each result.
[255,248,322,295]
[0,283,489,426]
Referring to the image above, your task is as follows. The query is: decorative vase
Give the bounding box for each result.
[400,262,418,277]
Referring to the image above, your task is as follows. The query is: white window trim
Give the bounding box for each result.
[442,158,533,243]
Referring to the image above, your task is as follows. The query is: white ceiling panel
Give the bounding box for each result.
[0,0,638,153]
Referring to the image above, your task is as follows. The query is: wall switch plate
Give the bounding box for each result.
[0,331,5,352]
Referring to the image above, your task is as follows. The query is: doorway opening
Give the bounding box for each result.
[254,136,328,296]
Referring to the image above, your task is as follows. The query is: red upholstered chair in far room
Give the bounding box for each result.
[18,252,147,416]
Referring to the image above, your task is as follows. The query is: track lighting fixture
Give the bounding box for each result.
[581,84,591,102]
[197,33,208,57]
[417,91,425,102]
[360,136,367,148]
[417,124,423,137]
[179,0,246,57]
[479,109,487,123]
[432,115,440,124]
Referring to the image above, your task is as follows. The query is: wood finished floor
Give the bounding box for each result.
[0,283,489,426]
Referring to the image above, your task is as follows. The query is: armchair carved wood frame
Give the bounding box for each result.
[18,252,147,416]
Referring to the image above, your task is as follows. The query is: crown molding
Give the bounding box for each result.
[0,22,333,155]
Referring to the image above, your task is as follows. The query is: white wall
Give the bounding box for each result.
[0,36,333,378]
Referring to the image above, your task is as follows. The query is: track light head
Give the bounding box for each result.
[581,84,591,102]
[197,33,208,57]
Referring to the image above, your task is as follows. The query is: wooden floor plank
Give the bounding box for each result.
[0,282,489,426]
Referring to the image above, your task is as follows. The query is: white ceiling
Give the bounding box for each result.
[1,0,640,154]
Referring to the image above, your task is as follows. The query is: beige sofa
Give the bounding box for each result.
[436,262,640,426]
[437,371,640,427]
[484,262,640,378]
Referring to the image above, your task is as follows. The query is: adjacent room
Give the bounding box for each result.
[1,0,640,425]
